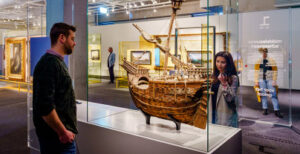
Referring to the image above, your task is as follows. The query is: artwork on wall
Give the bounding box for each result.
[5,37,26,81]
[187,51,202,67]
[130,50,151,65]
[91,49,100,60]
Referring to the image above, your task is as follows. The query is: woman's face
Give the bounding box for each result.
[216,56,227,73]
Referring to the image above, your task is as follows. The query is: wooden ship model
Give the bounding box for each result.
[121,0,211,130]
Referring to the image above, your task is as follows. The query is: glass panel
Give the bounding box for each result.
[26,0,46,151]
[0,0,45,151]
[207,0,240,152]
[238,2,292,127]
[86,0,215,153]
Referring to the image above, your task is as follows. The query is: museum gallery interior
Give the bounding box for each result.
[0,0,300,154]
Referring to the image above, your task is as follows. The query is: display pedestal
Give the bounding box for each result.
[76,106,242,154]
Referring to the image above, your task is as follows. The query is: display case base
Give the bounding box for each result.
[76,105,242,154]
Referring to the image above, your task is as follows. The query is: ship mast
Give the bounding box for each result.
[164,0,184,75]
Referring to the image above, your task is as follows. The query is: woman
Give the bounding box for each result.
[209,51,239,128]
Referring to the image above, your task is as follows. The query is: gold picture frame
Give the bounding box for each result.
[5,37,27,81]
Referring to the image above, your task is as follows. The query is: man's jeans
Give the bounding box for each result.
[38,136,76,154]
[259,80,279,111]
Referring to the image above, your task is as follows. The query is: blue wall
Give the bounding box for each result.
[30,37,68,75]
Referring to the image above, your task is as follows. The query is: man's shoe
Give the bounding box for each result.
[263,109,268,115]
[275,110,283,118]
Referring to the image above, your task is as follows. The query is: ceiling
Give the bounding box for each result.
[88,0,177,14]
[0,0,202,30]
[0,0,46,29]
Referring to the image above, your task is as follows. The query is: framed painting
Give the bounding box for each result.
[187,51,202,67]
[5,37,26,81]
[91,49,100,60]
[130,50,151,65]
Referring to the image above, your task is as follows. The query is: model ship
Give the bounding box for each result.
[121,0,211,130]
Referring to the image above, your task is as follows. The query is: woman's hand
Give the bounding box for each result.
[218,73,228,86]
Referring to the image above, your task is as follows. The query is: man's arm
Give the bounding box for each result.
[42,109,75,143]
[112,53,115,65]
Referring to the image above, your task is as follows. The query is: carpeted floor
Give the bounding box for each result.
[0,89,29,154]
[1,80,300,154]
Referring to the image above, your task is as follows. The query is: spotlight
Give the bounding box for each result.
[99,7,108,14]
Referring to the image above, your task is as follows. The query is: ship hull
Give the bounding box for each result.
[127,74,208,129]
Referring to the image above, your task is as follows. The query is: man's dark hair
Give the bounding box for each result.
[50,22,76,46]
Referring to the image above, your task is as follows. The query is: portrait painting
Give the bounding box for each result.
[5,37,26,81]
[131,50,151,65]
[10,43,22,74]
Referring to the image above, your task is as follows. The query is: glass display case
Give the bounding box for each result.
[0,0,46,152]
[85,0,241,153]
[23,0,300,153]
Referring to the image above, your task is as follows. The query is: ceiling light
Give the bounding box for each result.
[153,9,157,13]
[129,4,132,8]
[152,0,157,4]
[141,2,144,6]
[106,13,109,16]
[134,3,137,7]
[111,6,115,12]
[92,0,96,3]
[99,7,108,14]
[126,10,129,14]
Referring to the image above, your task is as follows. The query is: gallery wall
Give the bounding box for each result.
[94,7,300,90]
[91,14,238,78]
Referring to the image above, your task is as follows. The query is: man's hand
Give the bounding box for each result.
[59,129,75,144]
[42,109,75,144]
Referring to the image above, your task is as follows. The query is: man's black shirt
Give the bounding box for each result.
[33,53,77,138]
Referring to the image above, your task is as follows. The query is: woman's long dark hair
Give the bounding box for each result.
[212,51,237,85]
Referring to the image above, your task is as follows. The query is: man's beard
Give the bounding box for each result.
[63,43,73,55]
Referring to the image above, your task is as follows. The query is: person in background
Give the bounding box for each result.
[254,48,283,118]
[209,51,239,128]
[33,22,78,154]
[107,47,115,84]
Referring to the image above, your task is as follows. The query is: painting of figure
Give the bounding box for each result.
[5,37,26,81]
[131,50,151,65]
[10,43,22,74]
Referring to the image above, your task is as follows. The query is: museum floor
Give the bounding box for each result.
[0,80,300,154]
